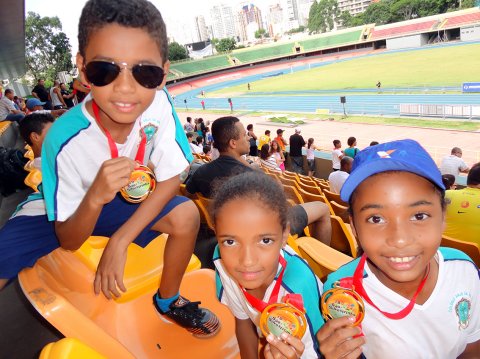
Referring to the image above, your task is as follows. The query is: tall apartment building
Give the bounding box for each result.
[284,0,300,30]
[297,0,314,27]
[268,3,284,36]
[210,4,237,40]
[337,0,372,16]
[237,4,263,42]
[194,15,209,42]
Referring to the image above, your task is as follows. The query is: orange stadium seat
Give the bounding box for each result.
[441,235,480,267]
[330,215,358,257]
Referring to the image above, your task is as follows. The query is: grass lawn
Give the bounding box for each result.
[177,108,480,131]
[211,43,480,95]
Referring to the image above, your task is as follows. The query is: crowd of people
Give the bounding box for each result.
[0,0,478,357]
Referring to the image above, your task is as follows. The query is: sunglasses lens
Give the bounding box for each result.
[85,62,120,86]
[132,64,165,89]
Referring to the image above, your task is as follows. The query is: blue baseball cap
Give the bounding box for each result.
[26,98,46,110]
[340,139,445,203]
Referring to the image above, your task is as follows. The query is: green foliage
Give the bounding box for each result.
[168,42,189,62]
[308,0,339,33]
[215,38,237,52]
[25,12,73,84]
[269,117,305,124]
[255,28,268,39]
[287,26,306,34]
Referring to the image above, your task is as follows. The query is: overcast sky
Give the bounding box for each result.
[26,0,278,54]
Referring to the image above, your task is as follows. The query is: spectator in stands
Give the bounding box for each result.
[50,80,68,109]
[442,174,456,190]
[306,138,319,176]
[186,133,203,154]
[270,140,285,172]
[328,156,353,194]
[440,147,469,179]
[444,163,480,246]
[289,127,306,174]
[32,79,51,110]
[184,116,194,133]
[331,139,344,171]
[195,117,206,139]
[205,126,213,145]
[60,83,75,108]
[246,124,258,156]
[18,112,54,169]
[186,116,331,245]
[344,136,359,158]
[258,129,271,151]
[13,96,26,111]
[25,98,66,118]
[260,143,282,172]
[0,89,25,122]
[275,128,288,159]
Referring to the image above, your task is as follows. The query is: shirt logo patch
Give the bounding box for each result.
[455,298,471,330]
[141,123,158,144]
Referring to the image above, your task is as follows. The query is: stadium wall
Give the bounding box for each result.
[461,24,480,41]
[386,34,428,50]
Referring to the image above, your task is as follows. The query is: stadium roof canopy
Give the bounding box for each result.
[0,0,26,79]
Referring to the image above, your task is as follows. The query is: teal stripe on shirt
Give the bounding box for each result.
[41,104,90,221]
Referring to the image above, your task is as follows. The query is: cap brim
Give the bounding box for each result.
[340,158,445,202]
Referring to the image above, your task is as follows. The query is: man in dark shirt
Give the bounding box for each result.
[60,83,75,108]
[186,117,331,245]
[31,79,51,110]
[289,127,306,174]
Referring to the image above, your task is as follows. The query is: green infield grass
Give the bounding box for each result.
[210,43,480,95]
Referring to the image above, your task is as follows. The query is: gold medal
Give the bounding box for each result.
[120,165,156,203]
[259,302,307,339]
[321,287,365,326]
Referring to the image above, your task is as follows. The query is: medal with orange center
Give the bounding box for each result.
[120,165,156,203]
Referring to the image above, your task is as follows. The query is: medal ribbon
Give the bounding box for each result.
[92,100,146,163]
[351,254,430,320]
[241,256,288,313]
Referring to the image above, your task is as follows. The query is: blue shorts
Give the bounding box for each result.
[0,195,189,279]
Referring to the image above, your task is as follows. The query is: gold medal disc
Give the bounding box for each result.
[259,302,307,339]
[321,288,365,326]
[120,165,156,203]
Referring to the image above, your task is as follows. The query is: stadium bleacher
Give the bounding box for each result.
[169,54,230,77]
[371,20,437,40]
[301,30,362,51]
[442,11,480,28]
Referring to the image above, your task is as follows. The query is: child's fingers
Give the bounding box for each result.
[316,316,356,342]
[279,333,305,354]
[266,334,300,359]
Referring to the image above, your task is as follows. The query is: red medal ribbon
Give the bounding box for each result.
[241,256,289,312]
[92,100,147,163]
[352,254,430,320]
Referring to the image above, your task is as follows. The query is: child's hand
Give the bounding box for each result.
[89,157,137,206]
[316,317,365,359]
[264,333,304,359]
[94,236,128,299]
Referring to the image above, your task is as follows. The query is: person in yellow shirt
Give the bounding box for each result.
[444,162,480,246]
[257,129,270,151]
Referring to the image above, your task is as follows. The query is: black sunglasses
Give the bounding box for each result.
[84,60,165,89]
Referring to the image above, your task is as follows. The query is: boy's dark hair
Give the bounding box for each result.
[333,139,340,147]
[187,116,192,123]
[196,136,203,144]
[370,141,379,146]
[441,174,455,189]
[78,0,168,63]
[265,130,270,135]
[467,162,480,186]
[211,116,240,153]
[19,112,55,145]
[4,89,13,96]
[347,136,356,147]
[212,171,288,231]
[246,124,253,131]
[186,132,194,139]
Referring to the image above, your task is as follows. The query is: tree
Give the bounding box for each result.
[255,28,267,39]
[308,0,339,33]
[168,42,189,61]
[216,38,236,52]
[25,12,73,84]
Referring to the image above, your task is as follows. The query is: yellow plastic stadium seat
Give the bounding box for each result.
[279,175,302,192]
[24,159,35,172]
[297,181,323,196]
[73,234,201,303]
[282,171,299,181]
[317,181,330,192]
[296,236,353,281]
[287,234,302,256]
[323,189,348,207]
[0,120,12,136]
[441,235,480,267]
[330,215,358,257]
[329,201,350,224]
[178,183,188,196]
[19,248,238,358]
[40,338,106,359]
[24,169,42,192]
[282,184,304,205]
[297,189,334,215]
[24,149,34,160]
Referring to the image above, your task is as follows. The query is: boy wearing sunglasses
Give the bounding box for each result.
[0,0,220,338]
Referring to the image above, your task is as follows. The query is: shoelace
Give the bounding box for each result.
[173,299,203,317]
